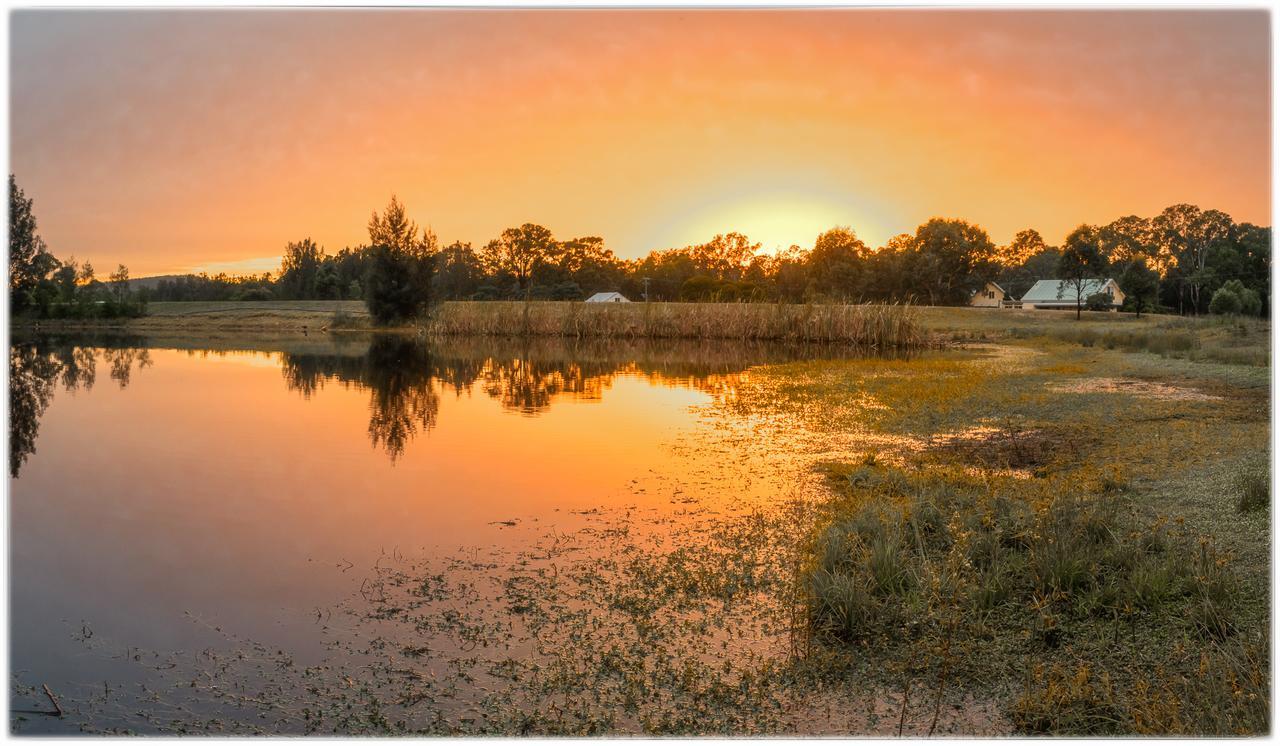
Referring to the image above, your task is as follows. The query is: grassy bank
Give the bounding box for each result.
[20,299,924,348]
[918,306,1270,366]
[25,301,1267,362]
[722,325,1270,734]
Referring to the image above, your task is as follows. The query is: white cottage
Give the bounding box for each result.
[585,292,631,303]
[1020,279,1125,311]
[969,281,1008,308]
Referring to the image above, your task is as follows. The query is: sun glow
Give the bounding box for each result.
[663,188,892,256]
[188,256,283,277]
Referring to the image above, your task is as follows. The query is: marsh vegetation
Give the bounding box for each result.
[8,310,1270,736]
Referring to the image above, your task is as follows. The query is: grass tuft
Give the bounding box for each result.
[1234,469,1269,513]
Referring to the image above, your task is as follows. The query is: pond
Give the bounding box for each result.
[9,332,924,735]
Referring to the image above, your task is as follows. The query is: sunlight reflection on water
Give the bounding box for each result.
[12,332,894,734]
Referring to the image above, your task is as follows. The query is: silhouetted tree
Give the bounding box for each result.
[278,238,326,299]
[482,223,556,297]
[806,227,869,300]
[1057,225,1108,320]
[434,241,484,299]
[1153,204,1233,314]
[9,175,58,314]
[905,219,998,305]
[1118,257,1159,318]
[363,197,436,325]
[314,260,340,299]
[998,228,1048,268]
[109,264,130,303]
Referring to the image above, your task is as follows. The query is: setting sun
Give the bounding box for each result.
[662,184,894,254]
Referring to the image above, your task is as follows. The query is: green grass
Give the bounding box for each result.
[918,306,1270,366]
[722,322,1270,735]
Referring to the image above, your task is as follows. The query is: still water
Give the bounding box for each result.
[11,332,871,734]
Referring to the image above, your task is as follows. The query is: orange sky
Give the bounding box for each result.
[10,9,1271,277]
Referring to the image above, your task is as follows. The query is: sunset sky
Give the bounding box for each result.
[10,9,1271,278]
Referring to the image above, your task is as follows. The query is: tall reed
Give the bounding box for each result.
[425,301,923,348]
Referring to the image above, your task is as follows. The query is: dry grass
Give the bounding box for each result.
[426,301,923,347]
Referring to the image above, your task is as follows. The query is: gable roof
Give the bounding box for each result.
[969,281,1006,298]
[1021,278,1116,304]
[585,291,629,302]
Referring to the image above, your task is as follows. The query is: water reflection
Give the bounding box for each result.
[11,332,870,469]
[9,334,152,477]
[277,335,856,460]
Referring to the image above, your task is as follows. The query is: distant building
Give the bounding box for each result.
[1020,278,1125,311]
[585,292,631,303]
[969,281,1008,308]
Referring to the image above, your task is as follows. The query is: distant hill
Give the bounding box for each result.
[125,274,191,290]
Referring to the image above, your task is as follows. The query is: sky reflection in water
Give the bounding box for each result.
[10,333,864,732]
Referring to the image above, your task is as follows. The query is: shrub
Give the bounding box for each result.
[1209,287,1243,316]
[1239,289,1263,317]
[1085,292,1113,311]
[240,287,273,301]
[1217,280,1263,317]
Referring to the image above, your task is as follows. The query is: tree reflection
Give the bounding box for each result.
[12,332,866,474]
[480,358,609,414]
[280,336,442,462]
[277,334,855,461]
[10,345,60,478]
[364,336,439,461]
[9,334,151,477]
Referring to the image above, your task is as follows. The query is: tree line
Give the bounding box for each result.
[10,175,1271,324]
[9,175,145,319]
[214,197,1279,319]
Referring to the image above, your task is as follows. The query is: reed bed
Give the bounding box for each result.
[425,301,923,348]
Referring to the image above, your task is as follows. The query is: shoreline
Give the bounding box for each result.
[11,300,926,347]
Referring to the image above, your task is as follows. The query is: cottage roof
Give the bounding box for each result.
[585,292,629,302]
[1021,279,1115,304]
